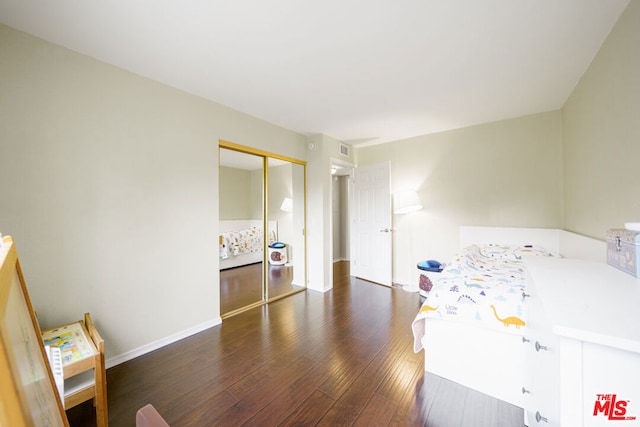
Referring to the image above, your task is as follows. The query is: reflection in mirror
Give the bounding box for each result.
[267,159,306,300]
[219,147,264,315]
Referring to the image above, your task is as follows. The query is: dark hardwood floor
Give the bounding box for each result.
[220,262,302,315]
[67,262,523,426]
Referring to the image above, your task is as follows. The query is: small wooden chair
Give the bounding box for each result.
[42,312,108,427]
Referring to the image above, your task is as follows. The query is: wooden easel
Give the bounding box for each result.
[0,235,69,426]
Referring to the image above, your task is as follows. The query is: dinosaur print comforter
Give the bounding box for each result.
[412,244,556,352]
[219,226,263,260]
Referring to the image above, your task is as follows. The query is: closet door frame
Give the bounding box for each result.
[218,140,307,316]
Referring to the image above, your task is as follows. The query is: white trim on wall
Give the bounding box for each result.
[105,317,222,369]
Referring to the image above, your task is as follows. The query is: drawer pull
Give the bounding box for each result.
[535,341,548,352]
[522,387,530,394]
[535,411,548,423]
[522,336,530,344]
[522,291,530,299]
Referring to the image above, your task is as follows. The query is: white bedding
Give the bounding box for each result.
[412,244,556,352]
[219,227,264,259]
[219,220,277,270]
[411,226,605,410]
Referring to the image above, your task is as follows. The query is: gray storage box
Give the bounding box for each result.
[606,228,640,278]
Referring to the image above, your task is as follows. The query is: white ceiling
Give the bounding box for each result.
[0,0,630,146]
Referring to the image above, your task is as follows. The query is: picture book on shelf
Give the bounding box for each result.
[42,322,96,365]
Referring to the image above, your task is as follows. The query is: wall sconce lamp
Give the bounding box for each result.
[280,197,293,213]
[393,189,422,214]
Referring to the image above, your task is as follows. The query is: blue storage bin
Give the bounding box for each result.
[417,260,444,296]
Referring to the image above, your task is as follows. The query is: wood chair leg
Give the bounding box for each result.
[94,354,108,427]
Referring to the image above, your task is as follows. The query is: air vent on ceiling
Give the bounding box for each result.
[339,143,350,157]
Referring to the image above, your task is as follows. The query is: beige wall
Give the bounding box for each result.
[330,175,350,262]
[219,166,259,220]
[357,111,564,284]
[267,162,293,244]
[562,0,640,239]
[306,134,355,291]
[355,0,639,285]
[0,24,306,361]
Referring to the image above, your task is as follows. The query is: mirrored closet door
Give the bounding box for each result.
[219,141,306,318]
[266,159,306,300]
[219,147,265,315]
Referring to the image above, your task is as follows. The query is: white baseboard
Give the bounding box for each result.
[392,281,410,287]
[105,317,222,369]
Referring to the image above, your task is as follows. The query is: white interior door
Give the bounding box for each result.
[352,162,391,286]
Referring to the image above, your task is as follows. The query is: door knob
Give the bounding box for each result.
[535,341,548,352]
[535,411,548,423]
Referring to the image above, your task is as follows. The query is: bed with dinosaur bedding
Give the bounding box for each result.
[411,226,604,408]
[412,243,548,342]
[219,220,277,270]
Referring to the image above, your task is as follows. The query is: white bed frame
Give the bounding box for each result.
[219,220,277,270]
[420,226,605,407]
